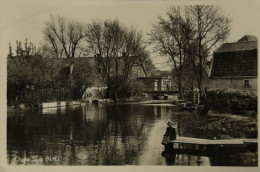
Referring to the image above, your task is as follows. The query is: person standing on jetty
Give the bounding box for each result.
[162,121,177,152]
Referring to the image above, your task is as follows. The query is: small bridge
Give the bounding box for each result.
[143,90,179,95]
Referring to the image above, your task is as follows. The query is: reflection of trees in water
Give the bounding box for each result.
[7,112,46,165]
[87,135,144,165]
[82,104,186,165]
[171,154,208,166]
[8,104,207,165]
[83,104,155,165]
[6,104,161,165]
[7,107,84,165]
[176,110,200,137]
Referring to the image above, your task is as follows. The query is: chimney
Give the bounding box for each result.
[9,43,12,57]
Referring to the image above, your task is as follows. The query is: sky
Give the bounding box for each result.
[0,0,260,70]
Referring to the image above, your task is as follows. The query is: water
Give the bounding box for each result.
[7,103,254,166]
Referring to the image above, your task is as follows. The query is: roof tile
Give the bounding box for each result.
[211,35,258,78]
[216,41,257,53]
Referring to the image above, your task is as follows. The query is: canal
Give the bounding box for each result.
[7,103,255,165]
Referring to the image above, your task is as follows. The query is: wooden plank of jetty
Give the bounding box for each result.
[170,136,257,145]
[243,139,258,144]
[170,136,210,145]
[208,139,243,145]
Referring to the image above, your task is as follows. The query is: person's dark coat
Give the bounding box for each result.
[164,126,176,140]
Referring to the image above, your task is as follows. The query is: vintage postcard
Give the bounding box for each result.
[0,0,259,171]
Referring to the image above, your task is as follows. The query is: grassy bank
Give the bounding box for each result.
[201,88,257,117]
[199,88,257,139]
[195,111,258,166]
[196,111,257,139]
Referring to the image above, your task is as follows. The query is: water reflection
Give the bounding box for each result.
[7,104,216,165]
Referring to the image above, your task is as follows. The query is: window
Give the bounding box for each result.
[155,81,158,91]
[163,81,166,85]
[244,80,250,88]
[62,67,70,78]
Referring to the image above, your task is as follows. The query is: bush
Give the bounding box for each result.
[202,88,257,117]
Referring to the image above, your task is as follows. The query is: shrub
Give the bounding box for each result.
[202,88,257,117]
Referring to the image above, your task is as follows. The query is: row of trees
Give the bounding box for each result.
[8,5,231,106]
[7,40,96,107]
[85,19,152,100]
[149,5,231,101]
[8,17,155,105]
[42,16,154,101]
[8,41,62,107]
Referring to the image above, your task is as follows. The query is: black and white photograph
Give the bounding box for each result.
[0,0,259,169]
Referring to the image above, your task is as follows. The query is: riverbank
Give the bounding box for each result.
[7,98,177,112]
[195,88,258,165]
[115,99,175,105]
[196,111,257,140]
[7,100,84,112]
[194,111,258,166]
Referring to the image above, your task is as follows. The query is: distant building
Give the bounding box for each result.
[137,77,172,91]
[60,56,148,99]
[60,57,99,73]
[60,56,147,82]
[59,57,105,99]
[137,70,175,91]
[207,35,257,91]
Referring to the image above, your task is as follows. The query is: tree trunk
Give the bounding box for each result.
[197,80,203,105]
[177,75,183,99]
[112,90,118,103]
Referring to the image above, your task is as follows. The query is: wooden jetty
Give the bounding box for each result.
[162,136,257,156]
[170,136,257,145]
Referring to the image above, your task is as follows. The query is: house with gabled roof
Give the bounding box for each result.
[207,35,257,92]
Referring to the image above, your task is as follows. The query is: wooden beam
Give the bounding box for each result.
[208,139,243,145]
[171,136,209,145]
[243,139,258,144]
[169,136,257,146]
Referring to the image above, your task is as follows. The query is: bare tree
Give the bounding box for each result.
[43,15,85,58]
[85,19,113,92]
[150,5,231,101]
[122,28,149,80]
[183,5,231,103]
[85,19,150,101]
[149,7,187,99]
